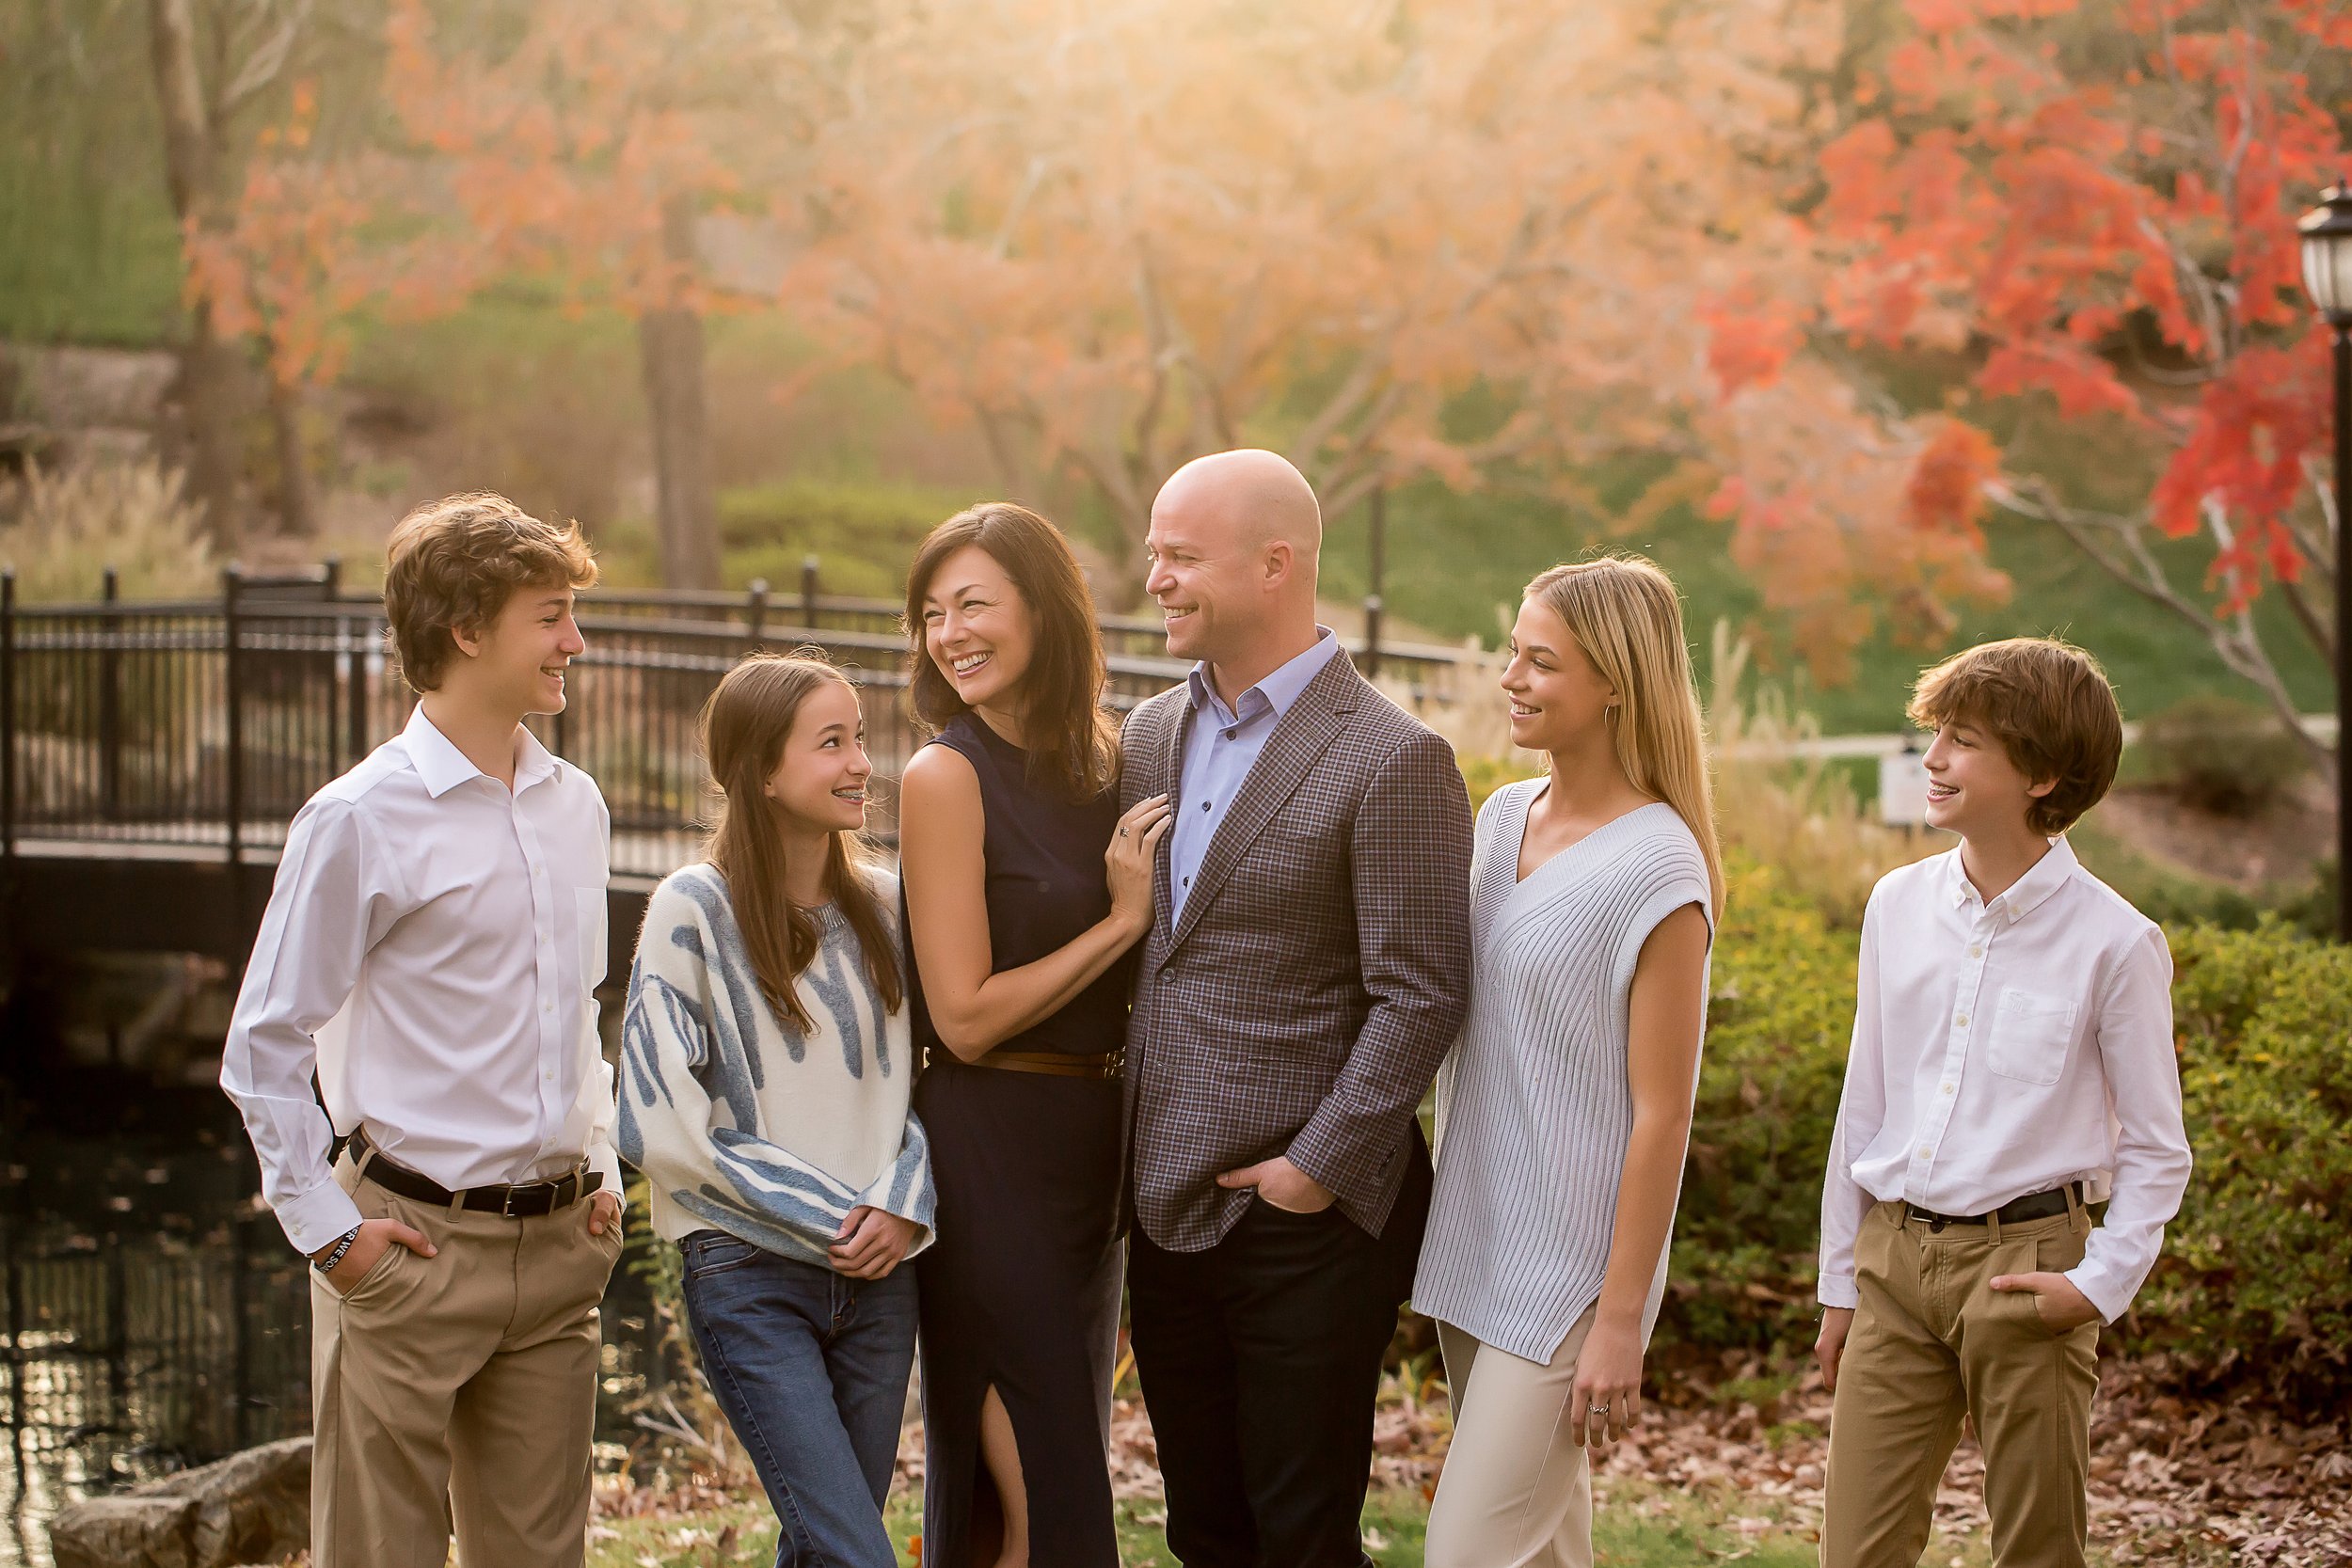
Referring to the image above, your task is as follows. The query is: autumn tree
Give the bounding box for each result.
[379,0,858,588]
[1784,0,2351,753]
[183,81,379,538]
[145,0,308,546]
[787,0,2001,638]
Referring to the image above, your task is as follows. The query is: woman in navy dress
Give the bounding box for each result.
[898,503,1172,1568]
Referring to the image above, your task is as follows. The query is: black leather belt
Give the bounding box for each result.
[350,1129,602,1218]
[924,1047,1122,1080]
[1907,1181,2081,1232]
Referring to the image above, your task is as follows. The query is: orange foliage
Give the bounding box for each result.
[1806,0,2344,618]
[784,0,1945,605]
[183,82,378,392]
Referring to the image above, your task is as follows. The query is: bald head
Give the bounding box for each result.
[1153,449,1323,560]
[1144,449,1325,680]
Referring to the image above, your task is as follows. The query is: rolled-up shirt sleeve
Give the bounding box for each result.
[2067,925,2190,1323]
[220,797,390,1253]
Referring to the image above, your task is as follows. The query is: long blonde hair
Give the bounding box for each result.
[1525,555,1725,919]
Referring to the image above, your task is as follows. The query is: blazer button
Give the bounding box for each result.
[1160,965,1174,980]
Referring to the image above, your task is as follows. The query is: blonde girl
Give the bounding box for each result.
[1412,556,1724,1568]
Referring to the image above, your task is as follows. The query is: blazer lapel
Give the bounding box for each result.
[1151,693,1193,938]
[1167,653,1359,953]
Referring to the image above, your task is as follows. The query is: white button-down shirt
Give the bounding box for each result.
[1819,838,2190,1323]
[222,705,618,1254]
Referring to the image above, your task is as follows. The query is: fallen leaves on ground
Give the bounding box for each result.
[591,1356,2352,1565]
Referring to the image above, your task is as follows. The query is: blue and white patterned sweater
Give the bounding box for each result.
[617,862,934,1265]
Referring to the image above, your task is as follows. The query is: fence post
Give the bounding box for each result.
[746,578,770,651]
[346,600,370,768]
[321,559,342,775]
[99,567,121,820]
[1363,484,1387,678]
[1362,594,1384,678]
[1,570,15,864]
[223,564,246,869]
[801,556,819,629]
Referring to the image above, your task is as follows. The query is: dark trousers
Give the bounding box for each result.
[1127,1136,1432,1568]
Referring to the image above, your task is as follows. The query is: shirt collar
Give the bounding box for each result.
[1943,834,2077,921]
[1186,626,1343,726]
[401,705,560,799]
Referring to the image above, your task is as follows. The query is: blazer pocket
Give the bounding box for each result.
[1986,989,2075,1086]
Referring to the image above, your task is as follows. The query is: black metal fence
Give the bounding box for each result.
[0,565,1482,879]
[0,1213,310,1485]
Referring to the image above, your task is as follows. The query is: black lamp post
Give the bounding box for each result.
[2297,182,2352,940]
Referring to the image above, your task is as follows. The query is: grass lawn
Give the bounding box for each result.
[584,1481,2214,1567]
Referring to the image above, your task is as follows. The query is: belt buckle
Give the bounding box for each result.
[500,1184,527,1219]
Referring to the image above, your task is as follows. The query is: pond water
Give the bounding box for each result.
[0,1072,664,1567]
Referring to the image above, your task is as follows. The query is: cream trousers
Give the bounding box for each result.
[1423,1305,1600,1568]
[310,1152,623,1568]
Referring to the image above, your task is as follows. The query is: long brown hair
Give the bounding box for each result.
[701,652,903,1033]
[903,501,1118,800]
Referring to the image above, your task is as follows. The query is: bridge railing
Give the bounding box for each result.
[0,565,1485,880]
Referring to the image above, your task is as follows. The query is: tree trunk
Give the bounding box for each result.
[147,0,243,551]
[268,374,313,536]
[638,195,722,590]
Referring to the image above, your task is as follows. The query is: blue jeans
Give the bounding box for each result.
[678,1229,918,1568]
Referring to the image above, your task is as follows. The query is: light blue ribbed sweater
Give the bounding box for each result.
[1414,784,1712,1363]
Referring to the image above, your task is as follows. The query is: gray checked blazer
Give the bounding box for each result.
[1119,648,1474,1252]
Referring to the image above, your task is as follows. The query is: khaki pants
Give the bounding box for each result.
[1823,1199,2100,1568]
[310,1152,623,1568]
[1422,1307,1599,1568]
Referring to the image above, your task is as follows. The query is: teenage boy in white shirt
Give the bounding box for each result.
[221,493,622,1568]
[1814,638,2192,1568]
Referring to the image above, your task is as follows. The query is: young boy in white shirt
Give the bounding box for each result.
[221,493,621,1568]
[1814,638,2192,1568]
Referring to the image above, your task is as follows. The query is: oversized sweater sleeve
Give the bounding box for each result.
[616,873,934,1266]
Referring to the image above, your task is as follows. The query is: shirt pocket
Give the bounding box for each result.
[575,886,609,991]
[1986,988,2076,1086]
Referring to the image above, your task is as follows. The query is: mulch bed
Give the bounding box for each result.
[596,1355,2351,1564]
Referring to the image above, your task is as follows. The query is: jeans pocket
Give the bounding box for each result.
[681,1229,763,1282]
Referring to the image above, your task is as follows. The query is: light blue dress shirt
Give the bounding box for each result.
[1168,627,1345,921]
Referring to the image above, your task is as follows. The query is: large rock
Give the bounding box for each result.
[49,1436,310,1568]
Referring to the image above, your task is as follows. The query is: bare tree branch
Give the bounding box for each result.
[1988,476,2333,774]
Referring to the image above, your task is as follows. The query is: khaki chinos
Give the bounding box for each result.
[1823,1196,2100,1568]
[310,1150,623,1568]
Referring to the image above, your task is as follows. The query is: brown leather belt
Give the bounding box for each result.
[350,1128,602,1218]
[926,1048,1123,1080]
[1905,1181,2082,1232]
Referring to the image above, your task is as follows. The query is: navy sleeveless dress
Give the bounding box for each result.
[908,715,1132,1568]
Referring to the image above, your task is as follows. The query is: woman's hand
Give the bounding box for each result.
[1570,1316,1646,1448]
[1105,794,1174,936]
[830,1206,920,1279]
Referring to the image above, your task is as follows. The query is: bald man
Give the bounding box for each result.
[1119,450,1473,1567]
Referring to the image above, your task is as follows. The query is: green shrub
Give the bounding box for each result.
[2144,921,2352,1404]
[717,479,971,599]
[1653,869,2352,1413]
[2134,694,2312,816]
[1665,855,1858,1353]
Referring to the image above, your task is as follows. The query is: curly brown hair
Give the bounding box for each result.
[1908,637,2122,835]
[383,493,598,692]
